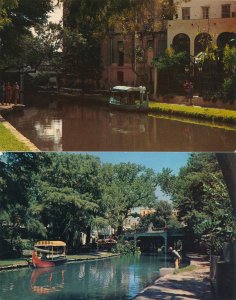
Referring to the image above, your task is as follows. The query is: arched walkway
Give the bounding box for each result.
[173,33,190,54]
[217,32,236,49]
[194,33,212,55]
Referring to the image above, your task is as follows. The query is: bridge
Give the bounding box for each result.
[125,228,185,253]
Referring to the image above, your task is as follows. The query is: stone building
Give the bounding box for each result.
[168,0,236,56]
[63,0,236,92]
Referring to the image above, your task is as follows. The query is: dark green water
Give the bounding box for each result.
[0,255,171,300]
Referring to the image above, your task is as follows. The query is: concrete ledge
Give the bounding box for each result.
[0,114,40,152]
[159,267,175,276]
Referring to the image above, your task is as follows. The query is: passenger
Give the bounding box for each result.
[12,82,20,105]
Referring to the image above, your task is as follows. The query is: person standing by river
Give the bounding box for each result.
[169,247,181,269]
[12,82,20,104]
[6,82,13,105]
[0,82,5,105]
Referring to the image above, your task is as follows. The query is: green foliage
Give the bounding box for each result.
[0,153,158,256]
[157,153,236,255]
[101,162,158,235]
[116,238,139,255]
[0,0,18,30]
[136,200,182,232]
[153,48,188,94]
[223,45,236,76]
[153,48,188,71]
[0,0,55,71]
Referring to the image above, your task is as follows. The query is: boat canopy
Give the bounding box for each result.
[112,86,146,92]
[34,241,66,247]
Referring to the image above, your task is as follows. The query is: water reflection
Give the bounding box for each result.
[0,255,169,300]
[31,267,65,295]
[4,100,236,151]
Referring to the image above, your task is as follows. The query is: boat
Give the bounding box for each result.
[109,86,149,112]
[31,241,67,268]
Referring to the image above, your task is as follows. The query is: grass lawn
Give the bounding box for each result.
[0,253,116,268]
[0,122,30,151]
[174,265,197,274]
[149,102,236,124]
[0,258,28,267]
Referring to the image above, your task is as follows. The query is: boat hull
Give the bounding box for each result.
[109,102,148,113]
[31,251,67,268]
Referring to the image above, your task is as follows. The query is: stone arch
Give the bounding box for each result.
[194,33,212,56]
[172,33,190,54]
[217,32,236,49]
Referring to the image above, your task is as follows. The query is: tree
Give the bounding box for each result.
[62,0,108,89]
[0,0,55,71]
[136,200,182,232]
[101,162,158,235]
[157,153,236,255]
[153,47,188,94]
[0,0,18,30]
[0,153,48,257]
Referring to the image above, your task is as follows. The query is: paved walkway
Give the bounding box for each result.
[135,254,213,300]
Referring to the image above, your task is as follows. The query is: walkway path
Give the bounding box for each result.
[135,253,213,300]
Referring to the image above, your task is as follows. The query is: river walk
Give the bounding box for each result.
[135,253,213,300]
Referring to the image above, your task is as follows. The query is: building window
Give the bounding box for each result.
[202,7,209,19]
[117,41,124,66]
[182,7,190,20]
[117,71,124,84]
[222,4,231,18]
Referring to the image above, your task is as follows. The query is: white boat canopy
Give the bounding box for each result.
[112,86,146,92]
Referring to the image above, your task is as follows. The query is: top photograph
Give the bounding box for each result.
[0,0,235,152]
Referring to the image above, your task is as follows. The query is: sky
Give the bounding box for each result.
[48,1,63,24]
[85,152,190,175]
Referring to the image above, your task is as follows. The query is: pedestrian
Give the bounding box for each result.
[189,81,193,105]
[169,247,181,269]
[0,82,5,105]
[183,80,190,102]
[6,82,12,105]
[12,82,20,105]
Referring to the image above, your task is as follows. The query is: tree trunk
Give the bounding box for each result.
[86,225,91,245]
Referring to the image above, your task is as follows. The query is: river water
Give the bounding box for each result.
[0,255,171,300]
[4,99,236,151]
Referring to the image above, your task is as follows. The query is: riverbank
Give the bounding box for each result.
[0,104,39,151]
[134,253,213,300]
[0,252,118,271]
[149,102,236,124]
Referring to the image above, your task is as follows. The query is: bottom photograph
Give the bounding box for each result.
[0,152,235,300]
